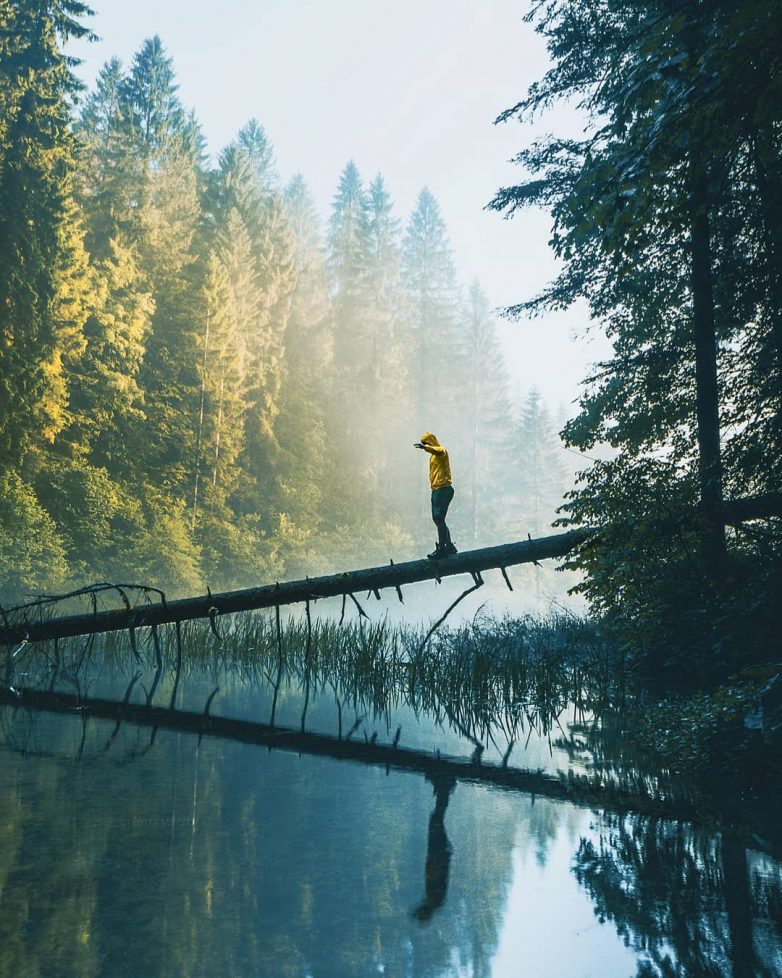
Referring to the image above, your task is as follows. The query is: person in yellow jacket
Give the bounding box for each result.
[414,432,458,559]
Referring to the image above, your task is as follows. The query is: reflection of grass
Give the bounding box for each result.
[10,612,779,826]
[16,610,622,757]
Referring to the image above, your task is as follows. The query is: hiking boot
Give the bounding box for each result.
[427,543,444,559]
[443,542,458,556]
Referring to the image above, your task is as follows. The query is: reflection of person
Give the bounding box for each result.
[413,433,457,559]
[412,771,457,922]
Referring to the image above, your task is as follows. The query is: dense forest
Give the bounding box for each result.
[2,0,780,684]
[0,2,570,602]
[491,0,782,677]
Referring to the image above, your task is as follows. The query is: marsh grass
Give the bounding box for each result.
[11,608,624,756]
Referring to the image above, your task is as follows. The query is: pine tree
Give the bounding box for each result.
[324,161,376,520]
[402,188,464,432]
[278,175,332,531]
[65,237,154,472]
[516,388,568,536]
[365,174,405,394]
[237,118,278,192]
[210,132,296,520]
[74,57,142,257]
[365,175,410,390]
[122,35,185,161]
[119,37,202,493]
[328,160,370,379]
[0,0,93,467]
[460,282,516,545]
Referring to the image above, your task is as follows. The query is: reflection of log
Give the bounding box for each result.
[0,685,700,822]
[1,492,778,646]
[0,529,592,644]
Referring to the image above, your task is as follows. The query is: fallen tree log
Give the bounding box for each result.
[1,491,778,646]
[0,528,592,645]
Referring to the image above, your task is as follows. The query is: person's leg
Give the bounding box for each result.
[434,515,448,548]
[430,489,447,554]
[443,488,456,552]
[430,487,456,555]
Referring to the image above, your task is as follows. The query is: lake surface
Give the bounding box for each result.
[1,616,780,978]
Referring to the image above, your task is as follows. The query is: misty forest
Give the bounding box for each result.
[0,27,570,599]
[1,2,781,977]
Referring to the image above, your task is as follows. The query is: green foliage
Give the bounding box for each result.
[0,0,93,464]
[0,470,68,598]
[130,485,203,594]
[0,21,574,606]
[34,459,132,578]
[66,236,154,469]
[198,513,283,592]
[403,187,464,424]
[493,0,782,671]
[459,282,517,545]
[635,684,761,781]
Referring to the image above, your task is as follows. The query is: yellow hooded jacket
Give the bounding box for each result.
[420,433,452,491]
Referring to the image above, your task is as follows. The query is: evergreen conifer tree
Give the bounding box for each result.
[210,133,296,521]
[460,282,516,545]
[402,188,464,433]
[278,175,332,534]
[516,387,568,536]
[0,0,93,467]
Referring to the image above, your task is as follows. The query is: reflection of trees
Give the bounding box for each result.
[574,814,782,978]
[5,616,781,977]
[0,684,525,977]
[0,723,103,978]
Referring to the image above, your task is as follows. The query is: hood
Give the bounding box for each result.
[420,432,440,447]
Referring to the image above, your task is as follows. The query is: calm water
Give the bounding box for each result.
[1,622,780,978]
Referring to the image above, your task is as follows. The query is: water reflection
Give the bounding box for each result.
[0,616,780,977]
[412,772,457,922]
[0,715,522,977]
[575,815,782,978]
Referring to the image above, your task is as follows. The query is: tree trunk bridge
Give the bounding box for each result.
[0,528,590,645]
[1,491,778,646]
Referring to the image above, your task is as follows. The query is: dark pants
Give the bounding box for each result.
[431,486,454,548]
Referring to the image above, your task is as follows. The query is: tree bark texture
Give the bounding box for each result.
[690,164,727,579]
[0,529,591,644]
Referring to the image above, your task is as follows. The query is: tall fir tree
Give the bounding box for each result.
[210,130,297,521]
[119,37,203,493]
[278,174,332,537]
[64,237,154,473]
[0,0,93,468]
[326,161,374,510]
[328,160,370,379]
[515,387,568,536]
[490,0,782,665]
[402,188,464,435]
[460,282,517,545]
[73,57,142,257]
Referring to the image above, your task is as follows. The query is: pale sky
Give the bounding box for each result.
[68,0,611,413]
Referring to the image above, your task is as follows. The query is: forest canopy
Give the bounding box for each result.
[491,0,782,674]
[0,2,570,601]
